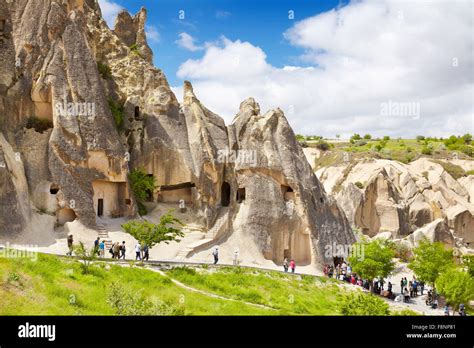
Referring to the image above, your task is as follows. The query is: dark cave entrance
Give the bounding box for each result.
[236,187,246,203]
[221,182,230,207]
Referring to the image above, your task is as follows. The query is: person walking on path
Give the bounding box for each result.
[66,234,74,256]
[94,237,100,255]
[233,247,239,266]
[120,241,126,260]
[444,305,450,316]
[283,258,289,272]
[143,244,149,261]
[113,242,120,259]
[289,259,296,273]
[212,247,219,264]
[135,242,142,261]
[99,239,105,258]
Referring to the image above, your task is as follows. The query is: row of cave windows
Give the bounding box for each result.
[51,181,323,208]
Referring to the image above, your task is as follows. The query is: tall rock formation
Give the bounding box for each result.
[0,0,354,266]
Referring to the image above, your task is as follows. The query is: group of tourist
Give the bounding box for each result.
[399,276,424,303]
[323,260,468,315]
[283,258,296,273]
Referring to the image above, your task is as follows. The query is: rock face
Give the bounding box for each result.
[0,0,354,266]
[317,158,474,246]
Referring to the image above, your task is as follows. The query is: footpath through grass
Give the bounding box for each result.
[0,253,273,315]
[167,266,345,315]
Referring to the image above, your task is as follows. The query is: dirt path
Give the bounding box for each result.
[145,266,277,311]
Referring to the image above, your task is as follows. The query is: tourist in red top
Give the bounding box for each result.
[289,259,296,273]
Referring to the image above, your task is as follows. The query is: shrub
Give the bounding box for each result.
[354,140,368,147]
[129,168,155,203]
[383,136,390,141]
[466,170,474,176]
[421,146,432,155]
[108,98,124,130]
[339,292,390,316]
[97,61,111,79]
[431,160,466,180]
[315,140,330,151]
[106,281,180,315]
[73,242,97,274]
[25,116,53,133]
[460,145,473,157]
[363,134,372,140]
[354,181,364,189]
[416,135,425,142]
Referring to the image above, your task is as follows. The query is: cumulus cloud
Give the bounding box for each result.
[146,25,160,43]
[98,0,123,28]
[173,0,473,138]
[175,32,203,52]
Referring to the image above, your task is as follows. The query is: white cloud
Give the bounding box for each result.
[175,32,203,52]
[173,0,473,138]
[98,0,123,28]
[146,25,160,43]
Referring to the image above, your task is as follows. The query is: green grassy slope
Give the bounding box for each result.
[0,253,273,315]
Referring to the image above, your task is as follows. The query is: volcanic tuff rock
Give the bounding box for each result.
[0,0,354,266]
[316,158,474,245]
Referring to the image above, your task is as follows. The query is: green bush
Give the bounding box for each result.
[339,293,390,316]
[108,98,124,130]
[97,61,112,79]
[25,116,53,133]
[431,160,466,179]
[106,281,180,315]
[129,168,156,215]
[467,170,474,176]
[421,146,432,155]
[315,140,331,151]
[354,181,364,189]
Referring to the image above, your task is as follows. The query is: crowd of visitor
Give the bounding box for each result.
[323,260,467,316]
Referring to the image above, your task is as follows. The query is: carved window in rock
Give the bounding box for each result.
[0,20,5,33]
[134,106,140,120]
[281,185,294,202]
[236,187,246,203]
[50,184,59,194]
[221,182,231,207]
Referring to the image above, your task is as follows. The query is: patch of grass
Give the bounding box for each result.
[97,61,112,79]
[167,266,346,315]
[108,98,124,131]
[430,159,466,179]
[0,253,273,315]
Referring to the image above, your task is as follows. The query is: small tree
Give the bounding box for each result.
[436,269,474,313]
[129,168,156,216]
[348,239,395,291]
[122,212,184,251]
[363,134,372,140]
[339,292,390,316]
[74,242,97,274]
[408,239,454,288]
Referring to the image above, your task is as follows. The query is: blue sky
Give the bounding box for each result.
[102,0,348,86]
[98,0,473,138]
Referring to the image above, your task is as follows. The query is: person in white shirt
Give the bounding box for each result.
[135,242,141,260]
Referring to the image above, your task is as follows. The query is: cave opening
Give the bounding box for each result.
[221,182,231,207]
[145,174,154,202]
[281,185,295,201]
[50,184,59,194]
[157,182,195,203]
[236,187,246,203]
[134,106,140,120]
